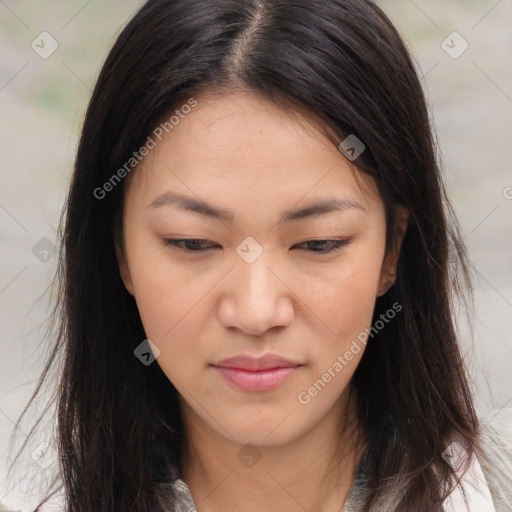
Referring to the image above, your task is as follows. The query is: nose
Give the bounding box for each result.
[217,250,295,336]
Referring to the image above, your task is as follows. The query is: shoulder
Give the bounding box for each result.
[33,480,198,512]
[435,409,511,512]
[477,407,512,512]
[170,477,197,511]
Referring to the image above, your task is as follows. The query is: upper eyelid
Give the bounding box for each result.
[163,238,352,250]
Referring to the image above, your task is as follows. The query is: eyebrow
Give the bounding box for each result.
[147,191,366,222]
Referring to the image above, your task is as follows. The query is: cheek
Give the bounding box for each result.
[123,232,209,351]
[308,253,383,335]
[131,262,209,383]
[300,248,384,389]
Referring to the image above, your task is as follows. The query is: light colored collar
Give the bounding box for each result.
[442,440,496,512]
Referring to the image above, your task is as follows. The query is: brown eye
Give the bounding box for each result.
[163,239,218,252]
[293,239,352,253]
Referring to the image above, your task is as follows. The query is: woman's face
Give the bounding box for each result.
[117,91,406,447]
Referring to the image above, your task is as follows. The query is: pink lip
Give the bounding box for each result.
[211,354,302,392]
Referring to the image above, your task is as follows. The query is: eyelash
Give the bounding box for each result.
[163,238,352,254]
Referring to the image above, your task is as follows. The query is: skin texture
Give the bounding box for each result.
[116,91,409,511]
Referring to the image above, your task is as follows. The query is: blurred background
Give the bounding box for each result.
[1,0,511,510]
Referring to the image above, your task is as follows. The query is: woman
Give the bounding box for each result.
[8,0,511,511]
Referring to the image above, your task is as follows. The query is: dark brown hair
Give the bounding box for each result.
[8,0,480,510]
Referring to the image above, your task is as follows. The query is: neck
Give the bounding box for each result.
[179,390,366,512]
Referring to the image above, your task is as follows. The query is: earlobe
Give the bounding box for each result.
[115,243,135,296]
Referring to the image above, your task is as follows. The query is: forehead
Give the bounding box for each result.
[125,91,380,212]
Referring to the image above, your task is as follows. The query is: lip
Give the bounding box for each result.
[214,354,302,370]
[211,354,303,392]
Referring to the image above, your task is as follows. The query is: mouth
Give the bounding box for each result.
[211,353,303,392]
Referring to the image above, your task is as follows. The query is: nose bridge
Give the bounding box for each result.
[219,236,294,334]
[235,238,280,301]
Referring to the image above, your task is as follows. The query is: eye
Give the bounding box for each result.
[292,239,352,254]
[163,238,352,254]
[163,238,219,252]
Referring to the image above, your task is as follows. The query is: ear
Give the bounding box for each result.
[115,241,135,296]
[377,206,409,297]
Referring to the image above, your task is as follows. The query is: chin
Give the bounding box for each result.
[215,413,311,448]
